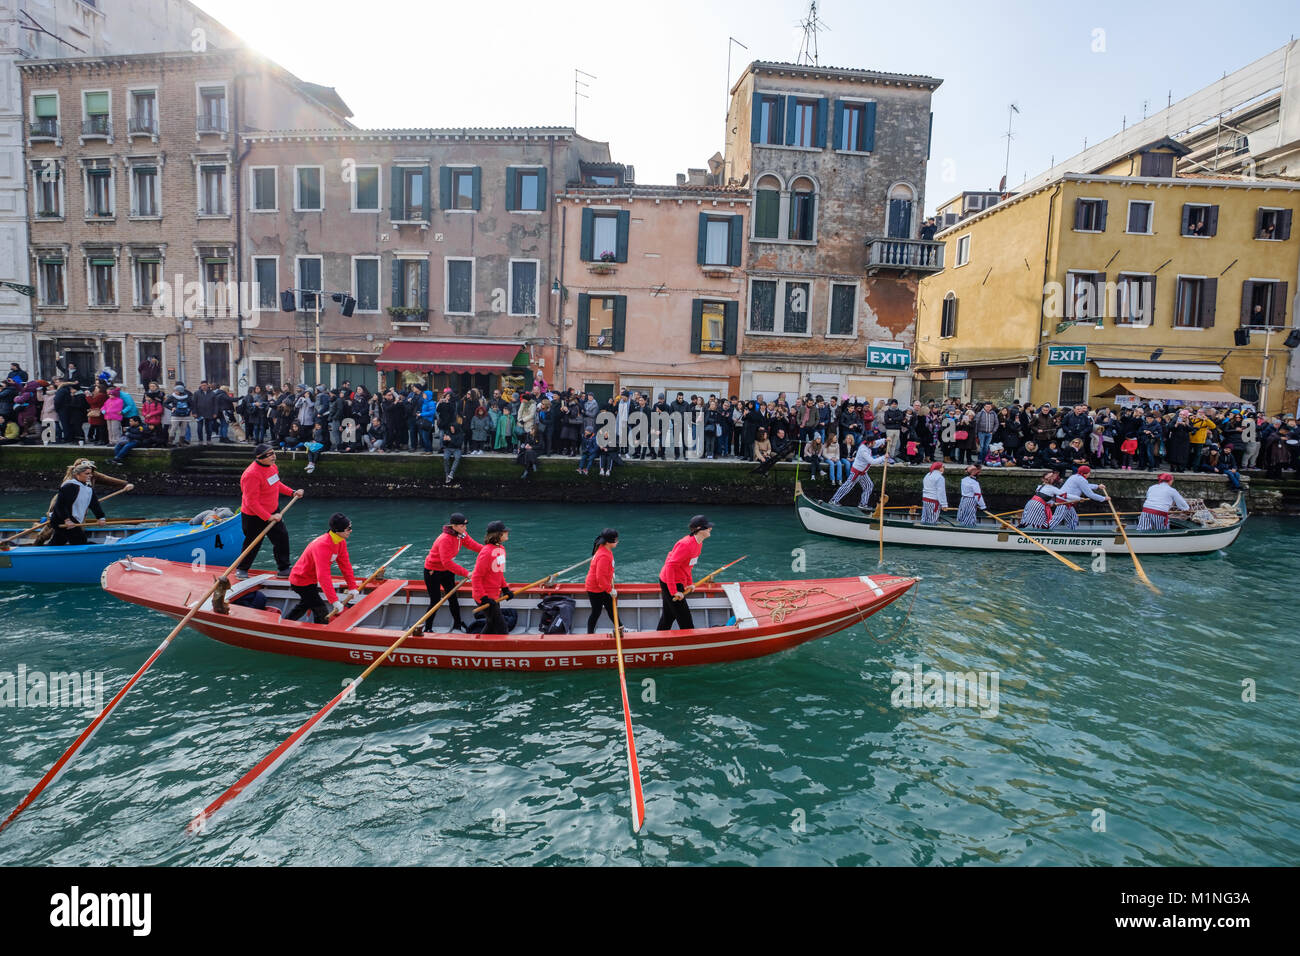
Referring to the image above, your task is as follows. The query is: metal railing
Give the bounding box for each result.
[30,118,58,138]
[128,115,157,135]
[81,115,111,137]
[866,237,945,270]
[197,113,228,134]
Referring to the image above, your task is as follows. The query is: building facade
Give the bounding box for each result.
[722,61,942,407]
[915,143,1300,415]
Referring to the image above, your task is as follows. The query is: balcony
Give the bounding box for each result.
[30,118,59,140]
[81,115,111,138]
[197,113,228,135]
[128,115,158,136]
[866,237,944,273]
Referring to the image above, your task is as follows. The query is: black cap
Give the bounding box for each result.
[689,514,713,532]
[449,512,468,525]
[253,443,273,459]
[329,512,352,533]
[486,520,508,535]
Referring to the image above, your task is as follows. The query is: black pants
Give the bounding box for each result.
[285,583,328,622]
[587,590,614,633]
[240,512,291,573]
[51,525,88,546]
[657,580,694,631]
[424,569,464,631]
[476,596,508,635]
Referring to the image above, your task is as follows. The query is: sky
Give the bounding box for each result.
[191,0,1300,213]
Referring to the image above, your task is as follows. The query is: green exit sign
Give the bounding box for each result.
[867,343,911,371]
[1048,345,1087,366]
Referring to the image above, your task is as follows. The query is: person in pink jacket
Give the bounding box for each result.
[657,514,712,631]
[285,512,358,623]
[103,388,125,444]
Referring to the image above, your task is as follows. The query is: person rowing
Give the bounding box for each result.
[237,443,303,580]
[284,512,359,624]
[1019,471,1062,530]
[48,460,108,546]
[586,528,619,633]
[471,520,513,635]
[36,458,133,546]
[1049,464,1107,531]
[828,437,888,509]
[422,511,481,633]
[919,461,947,524]
[956,464,986,527]
[1137,473,1190,531]
[657,514,711,631]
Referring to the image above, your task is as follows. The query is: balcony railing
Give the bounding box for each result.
[30,118,59,139]
[197,113,228,134]
[866,237,945,272]
[128,115,157,135]
[81,115,111,137]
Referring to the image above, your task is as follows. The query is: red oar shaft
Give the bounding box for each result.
[610,594,645,833]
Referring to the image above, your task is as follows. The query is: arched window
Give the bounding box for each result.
[888,183,915,239]
[754,174,781,239]
[789,176,816,241]
[941,292,958,338]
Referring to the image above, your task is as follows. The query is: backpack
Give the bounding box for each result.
[536,595,576,635]
[466,608,518,634]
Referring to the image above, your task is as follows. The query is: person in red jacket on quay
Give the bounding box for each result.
[657,515,712,631]
[236,443,303,580]
[471,520,513,635]
[422,511,482,633]
[285,512,359,623]
[585,528,619,633]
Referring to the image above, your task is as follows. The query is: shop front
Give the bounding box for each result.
[374,339,533,396]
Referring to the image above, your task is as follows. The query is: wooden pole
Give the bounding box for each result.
[471,557,589,614]
[1106,494,1159,594]
[325,544,410,622]
[982,510,1086,572]
[682,555,747,597]
[610,594,645,832]
[0,486,136,547]
[877,459,888,565]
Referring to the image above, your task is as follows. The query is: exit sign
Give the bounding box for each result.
[1048,345,1087,366]
[867,342,912,371]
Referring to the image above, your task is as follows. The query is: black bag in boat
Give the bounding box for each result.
[536,595,576,634]
[466,607,518,634]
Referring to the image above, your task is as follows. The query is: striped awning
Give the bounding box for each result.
[1091,359,1223,381]
[374,341,528,374]
[1097,382,1245,406]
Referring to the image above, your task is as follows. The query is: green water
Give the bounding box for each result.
[0,492,1295,865]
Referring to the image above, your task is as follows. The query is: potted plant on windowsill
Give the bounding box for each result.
[387,306,427,320]
[589,251,618,274]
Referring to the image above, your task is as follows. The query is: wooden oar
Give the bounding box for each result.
[188,576,468,834]
[0,493,302,836]
[0,486,137,547]
[1106,494,1159,594]
[609,594,645,833]
[682,555,748,597]
[326,544,411,622]
[876,458,889,565]
[982,510,1085,573]
[471,557,589,614]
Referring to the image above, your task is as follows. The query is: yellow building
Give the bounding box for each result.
[915,141,1300,416]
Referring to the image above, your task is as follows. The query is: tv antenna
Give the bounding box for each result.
[797,1,828,66]
[1002,102,1019,194]
[574,68,596,130]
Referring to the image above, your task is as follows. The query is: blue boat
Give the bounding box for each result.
[0,510,241,585]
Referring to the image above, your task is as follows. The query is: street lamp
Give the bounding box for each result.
[280,288,356,386]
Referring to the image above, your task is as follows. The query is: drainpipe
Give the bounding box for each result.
[558,203,568,391]
[1034,182,1064,400]
[232,69,254,387]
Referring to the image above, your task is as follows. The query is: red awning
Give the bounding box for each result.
[375,341,527,374]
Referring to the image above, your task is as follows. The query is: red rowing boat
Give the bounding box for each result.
[101,559,916,672]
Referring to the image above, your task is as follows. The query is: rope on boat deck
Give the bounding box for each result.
[747,581,921,646]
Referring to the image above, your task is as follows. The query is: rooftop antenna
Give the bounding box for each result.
[1001,102,1019,194]
[726,36,748,113]
[797,1,828,66]
[574,68,596,130]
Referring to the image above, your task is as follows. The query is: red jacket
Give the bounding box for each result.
[586,547,614,593]
[424,526,483,575]
[659,534,702,593]
[289,532,357,604]
[240,460,295,521]
[471,544,508,601]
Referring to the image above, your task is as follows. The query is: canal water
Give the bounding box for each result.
[0,492,1295,866]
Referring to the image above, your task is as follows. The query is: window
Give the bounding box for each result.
[394,166,429,221]
[1256,208,1292,241]
[1181,203,1217,237]
[1066,271,1105,322]
[1240,280,1287,328]
[580,209,629,262]
[1115,274,1155,326]
[297,257,322,311]
[784,282,809,334]
[103,342,122,379]
[1058,371,1088,407]
[83,91,110,137]
[791,98,818,148]
[1127,200,1153,235]
[253,360,281,389]
[353,165,379,211]
[750,279,776,332]
[940,293,958,337]
[1239,378,1261,405]
[586,296,617,350]
[828,283,856,337]
[131,165,159,217]
[252,257,277,311]
[445,258,473,314]
[1175,276,1217,328]
[198,87,227,133]
[137,340,162,374]
[699,215,742,266]
[450,169,474,210]
[1073,198,1107,232]
[203,342,230,389]
[199,164,227,215]
[38,258,65,306]
[133,256,161,308]
[34,164,62,217]
[353,257,380,312]
[88,256,116,306]
[1139,152,1175,178]
[752,93,784,146]
[509,260,538,315]
[203,258,232,315]
[295,167,323,211]
[887,184,914,239]
[129,90,156,135]
[86,167,113,217]
[251,168,277,211]
[753,174,780,239]
[955,234,971,266]
[748,278,810,335]
[32,94,59,138]
[789,177,815,241]
[698,301,725,353]
[391,259,427,310]
[507,167,546,212]
[836,101,874,152]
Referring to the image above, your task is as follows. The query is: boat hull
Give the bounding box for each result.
[101,559,917,671]
[0,514,241,585]
[796,493,1245,555]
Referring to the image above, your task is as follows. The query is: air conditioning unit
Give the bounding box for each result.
[940,352,949,366]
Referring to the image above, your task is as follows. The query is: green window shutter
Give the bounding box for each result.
[580,208,594,261]
[784,96,798,145]
[91,258,116,266]
[815,98,829,148]
[1098,200,1109,232]
[755,189,779,238]
[613,296,627,352]
[832,101,845,149]
[615,210,630,262]
[421,166,432,220]
[390,168,404,220]
[471,167,482,210]
[505,167,517,211]
[723,301,738,355]
[750,94,761,143]
[863,102,877,152]
[85,92,108,114]
[729,214,743,266]
[1206,205,1219,237]
[391,258,403,306]
[535,167,547,211]
[35,95,58,118]
[1201,277,1217,327]
[576,293,590,348]
[418,261,429,309]
[690,300,703,354]
[438,166,451,210]
[696,213,708,265]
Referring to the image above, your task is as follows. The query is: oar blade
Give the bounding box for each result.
[619,676,646,833]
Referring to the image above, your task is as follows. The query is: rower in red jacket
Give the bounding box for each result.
[585,528,619,633]
[422,511,482,633]
[237,443,303,579]
[471,520,513,635]
[657,514,712,631]
[285,512,359,624]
